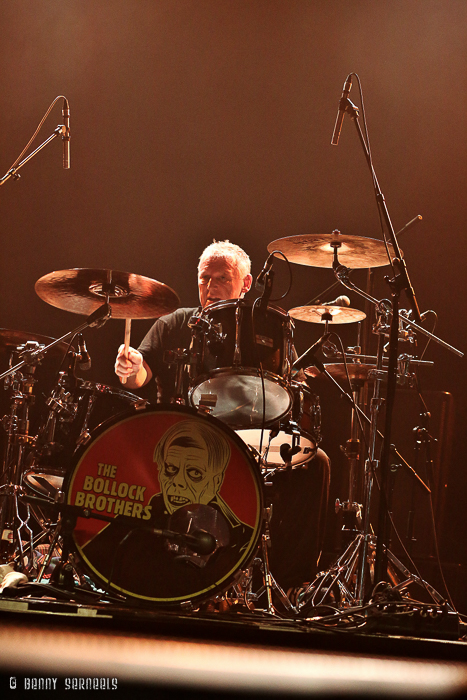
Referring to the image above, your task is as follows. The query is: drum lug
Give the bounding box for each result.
[76,430,91,447]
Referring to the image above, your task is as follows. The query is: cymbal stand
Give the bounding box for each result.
[0,303,112,575]
[0,343,41,569]
[295,287,449,611]
[241,504,298,616]
[335,323,365,544]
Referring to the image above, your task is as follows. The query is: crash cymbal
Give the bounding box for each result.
[0,329,70,357]
[268,231,401,269]
[35,268,180,319]
[305,363,381,382]
[289,305,366,324]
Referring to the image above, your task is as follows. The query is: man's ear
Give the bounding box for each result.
[242,274,253,294]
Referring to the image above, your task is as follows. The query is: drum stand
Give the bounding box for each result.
[0,344,43,572]
[296,306,446,613]
[0,303,111,579]
[242,504,298,616]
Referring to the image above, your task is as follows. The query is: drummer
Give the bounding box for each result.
[114,240,252,401]
[114,239,330,593]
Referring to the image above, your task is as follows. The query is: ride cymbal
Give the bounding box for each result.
[268,231,401,269]
[289,305,366,324]
[35,268,180,319]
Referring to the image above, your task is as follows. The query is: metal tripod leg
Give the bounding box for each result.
[249,507,298,615]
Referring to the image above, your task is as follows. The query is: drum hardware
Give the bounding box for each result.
[293,303,447,612]
[236,381,321,474]
[163,348,190,404]
[0,342,45,568]
[242,506,298,615]
[325,80,460,585]
[0,301,132,571]
[188,300,294,429]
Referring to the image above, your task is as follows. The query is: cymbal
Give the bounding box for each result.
[35,268,180,319]
[305,363,380,382]
[0,329,70,357]
[268,232,401,268]
[289,305,366,324]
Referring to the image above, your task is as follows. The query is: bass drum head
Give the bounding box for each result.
[65,404,263,607]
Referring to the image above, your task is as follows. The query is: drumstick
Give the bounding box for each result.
[121,318,132,384]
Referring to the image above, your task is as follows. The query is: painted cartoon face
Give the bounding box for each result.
[159,444,223,515]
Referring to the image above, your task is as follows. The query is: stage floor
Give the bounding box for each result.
[1,593,466,699]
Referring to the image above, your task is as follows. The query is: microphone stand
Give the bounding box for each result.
[0,125,67,187]
[331,92,463,591]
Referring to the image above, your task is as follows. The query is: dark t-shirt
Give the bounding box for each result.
[138,307,198,403]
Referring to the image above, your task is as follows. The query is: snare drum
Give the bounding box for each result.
[64,404,263,606]
[188,299,293,429]
[236,381,322,470]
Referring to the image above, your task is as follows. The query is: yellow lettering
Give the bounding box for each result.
[93,477,104,494]
[74,491,85,507]
[84,493,95,509]
[135,485,146,501]
[83,475,94,491]
[95,495,106,511]
[114,499,125,515]
[142,505,152,520]
[132,503,143,518]
[117,482,129,498]
[124,500,133,516]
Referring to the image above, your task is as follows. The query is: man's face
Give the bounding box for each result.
[198,257,250,308]
[159,444,222,515]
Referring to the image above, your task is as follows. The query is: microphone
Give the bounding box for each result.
[321,295,351,308]
[77,334,91,371]
[255,254,275,291]
[331,74,352,146]
[62,97,70,169]
[178,530,217,555]
[293,332,331,372]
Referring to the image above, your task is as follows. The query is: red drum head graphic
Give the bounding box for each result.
[65,404,263,605]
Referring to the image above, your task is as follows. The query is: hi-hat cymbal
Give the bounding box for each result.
[268,232,400,268]
[289,305,366,324]
[0,329,70,357]
[35,268,180,319]
[305,363,380,382]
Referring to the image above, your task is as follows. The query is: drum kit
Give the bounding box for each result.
[0,232,460,617]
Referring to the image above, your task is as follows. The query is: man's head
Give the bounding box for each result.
[154,419,231,515]
[198,240,252,308]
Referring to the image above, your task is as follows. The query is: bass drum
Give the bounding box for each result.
[64,404,263,607]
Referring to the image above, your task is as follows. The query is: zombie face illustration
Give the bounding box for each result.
[154,420,231,514]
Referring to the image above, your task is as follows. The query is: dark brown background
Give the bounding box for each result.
[0,1,466,607]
